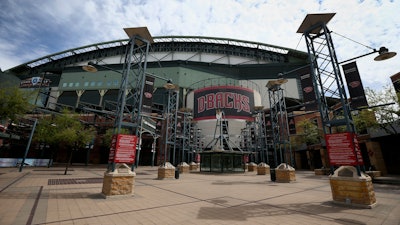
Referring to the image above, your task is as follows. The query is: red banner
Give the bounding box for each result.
[193,86,254,121]
[325,132,363,166]
[108,134,137,164]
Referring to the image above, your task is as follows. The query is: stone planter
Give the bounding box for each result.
[257,163,270,175]
[275,163,296,183]
[178,162,190,173]
[157,162,176,179]
[189,162,198,171]
[329,166,376,208]
[248,162,257,172]
[101,163,136,198]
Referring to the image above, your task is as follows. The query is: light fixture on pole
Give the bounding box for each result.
[374,47,397,61]
[267,74,291,168]
[95,26,153,198]
[253,105,268,164]
[163,80,179,165]
[339,46,397,64]
[297,13,397,176]
[297,13,396,207]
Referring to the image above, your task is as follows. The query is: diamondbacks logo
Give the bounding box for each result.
[193,86,254,120]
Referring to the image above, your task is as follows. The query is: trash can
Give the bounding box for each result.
[270,168,276,182]
[175,167,180,179]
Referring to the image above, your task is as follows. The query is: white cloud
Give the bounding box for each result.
[0,0,399,91]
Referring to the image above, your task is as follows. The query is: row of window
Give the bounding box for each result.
[61,80,120,88]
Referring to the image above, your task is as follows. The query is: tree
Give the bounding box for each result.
[352,109,377,134]
[34,109,96,174]
[0,86,35,122]
[360,85,400,135]
[296,120,321,145]
[291,119,322,151]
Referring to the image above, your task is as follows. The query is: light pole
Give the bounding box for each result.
[297,13,396,176]
[267,74,292,167]
[83,61,176,168]
[253,106,268,163]
[163,81,179,166]
[19,118,37,172]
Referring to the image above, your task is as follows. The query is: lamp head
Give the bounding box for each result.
[275,73,288,85]
[163,79,177,90]
[374,47,397,61]
[82,61,98,72]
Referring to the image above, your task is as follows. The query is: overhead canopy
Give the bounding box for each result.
[297,13,336,34]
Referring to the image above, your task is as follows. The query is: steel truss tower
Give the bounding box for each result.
[163,87,179,165]
[177,109,192,164]
[297,14,361,174]
[254,106,268,163]
[267,79,292,167]
[108,27,153,171]
[114,28,152,134]
[297,14,355,135]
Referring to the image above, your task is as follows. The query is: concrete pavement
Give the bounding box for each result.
[0,165,399,225]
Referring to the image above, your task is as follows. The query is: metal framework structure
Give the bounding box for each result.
[204,109,242,152]
[10,36,307,73]
[109,27,152,171]
[189,123,202,162]
[176,110,192,164]
[254,107,268,164]
[268,80,292,167]
[298,14,355,135]
[163,88,179,165]
[297,13,361,175]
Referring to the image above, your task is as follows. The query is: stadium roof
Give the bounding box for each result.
[6,36,309,79]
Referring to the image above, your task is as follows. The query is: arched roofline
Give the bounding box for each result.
[6,36,308,75]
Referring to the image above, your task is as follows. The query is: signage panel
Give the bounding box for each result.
[193,86,254,121]
[108,134,137,164]
[326,132,363,166]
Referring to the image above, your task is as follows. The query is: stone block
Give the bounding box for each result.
[179,162,190,173]
[101,163,135,198]
[157,162,175,179]
[329,166,376,208]
[257,163,270,175]
[189,162,198,171]
[248,162,257,172]
[275,163,296,182]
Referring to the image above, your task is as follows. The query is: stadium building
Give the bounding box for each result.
[2,29,316,169]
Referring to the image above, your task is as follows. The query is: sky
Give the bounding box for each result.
[0,0,399,91]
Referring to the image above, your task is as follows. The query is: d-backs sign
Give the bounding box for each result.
[193,86,254,120]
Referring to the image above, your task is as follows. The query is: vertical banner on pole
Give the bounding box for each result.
[298,67,318,111]
[141,75,155,115]
[342,62,368,109]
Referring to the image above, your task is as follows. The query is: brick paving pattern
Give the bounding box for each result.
[0,166,399,225]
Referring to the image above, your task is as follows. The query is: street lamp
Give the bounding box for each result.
[267,74,292,167]
[339,46,397,65]
[82,61,176,168]
[297,13,396,176]
[163,80,179,165]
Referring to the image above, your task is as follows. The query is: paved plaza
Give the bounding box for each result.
[0,165,399,225]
